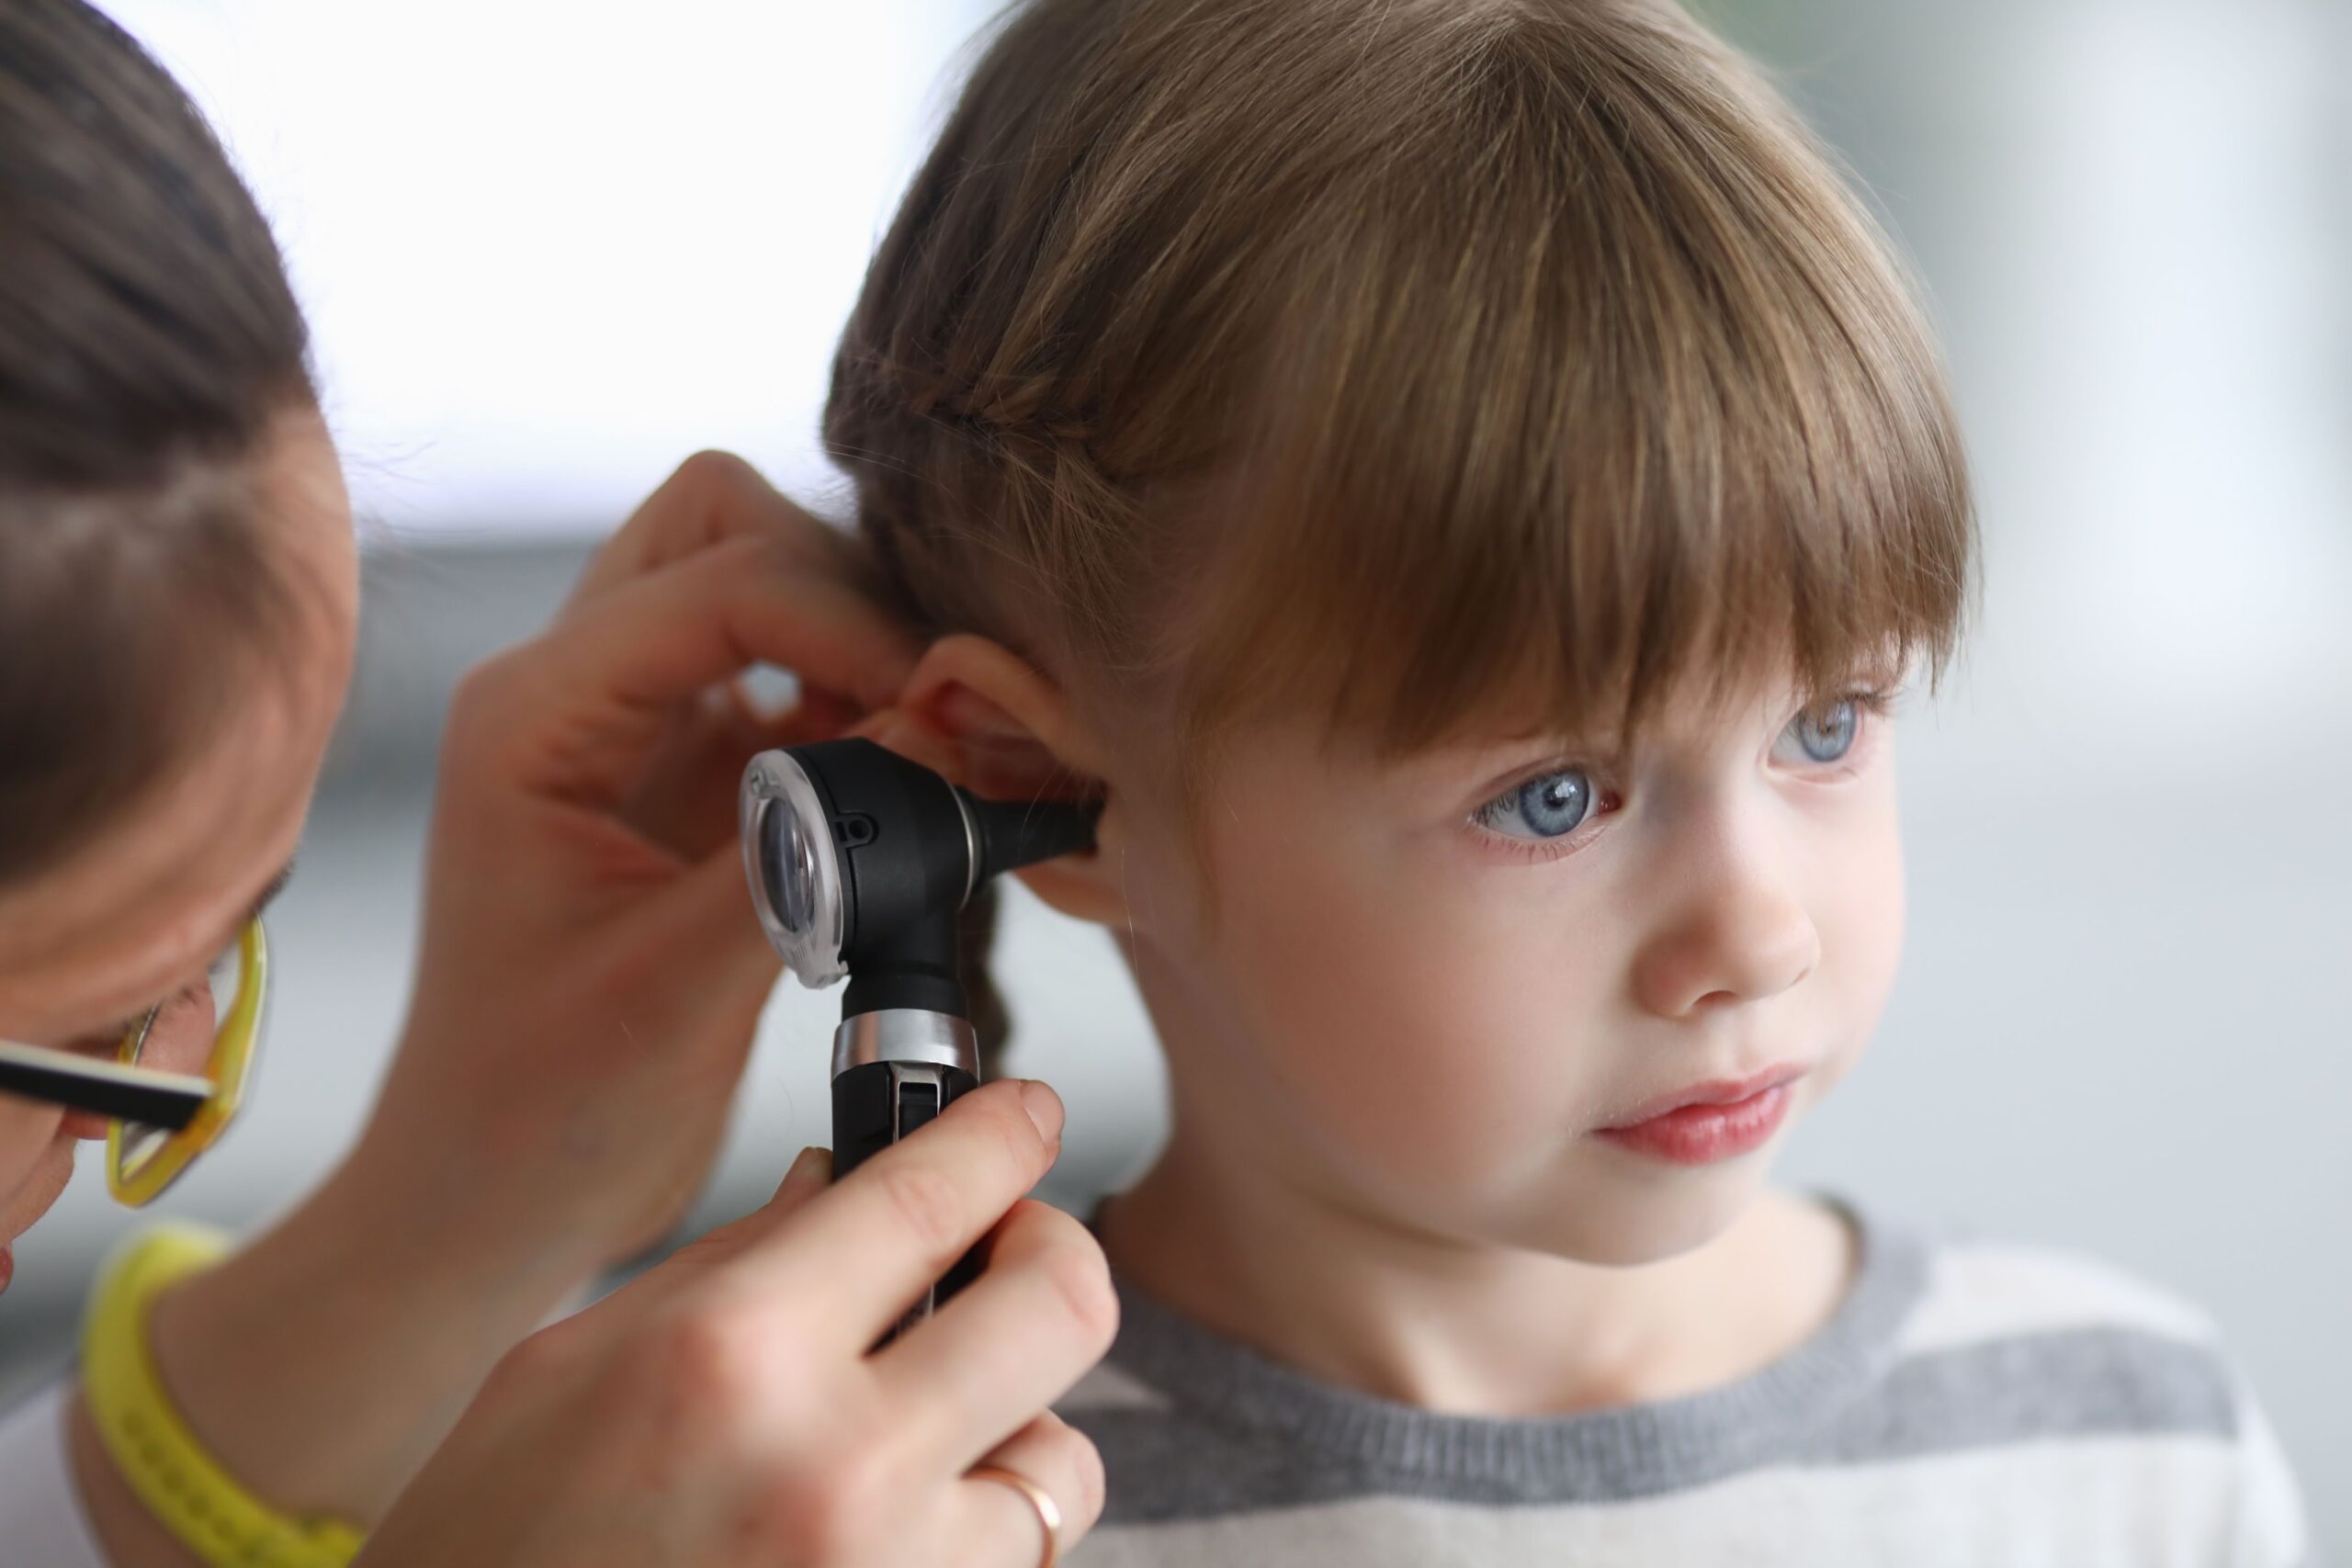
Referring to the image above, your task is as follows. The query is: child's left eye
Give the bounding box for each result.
[1474,767,1598,841]
[1772,695,1877,767]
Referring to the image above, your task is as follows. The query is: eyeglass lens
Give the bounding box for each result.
[115,941,245,1179]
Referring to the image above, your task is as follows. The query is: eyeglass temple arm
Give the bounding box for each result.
[0,1044,209,1131]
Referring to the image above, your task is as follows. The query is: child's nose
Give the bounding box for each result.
[1630,874,1820,1018]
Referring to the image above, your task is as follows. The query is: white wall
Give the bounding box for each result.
[100,0,1003,533]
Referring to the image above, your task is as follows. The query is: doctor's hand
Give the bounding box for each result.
[96,453,935,1544]
[359,1079,1114,1568]
[361,448,927,1273]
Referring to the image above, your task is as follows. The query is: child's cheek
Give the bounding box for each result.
[1214,848,1605,1205]
[1831,860,1905,1089]
[1810,773,1908,1068]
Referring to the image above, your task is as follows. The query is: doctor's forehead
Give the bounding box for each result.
[0,692,312,1040]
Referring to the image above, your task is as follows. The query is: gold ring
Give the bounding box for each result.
[968,1462,1063,1568]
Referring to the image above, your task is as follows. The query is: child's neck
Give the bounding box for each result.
[1091,1134,1858,1418]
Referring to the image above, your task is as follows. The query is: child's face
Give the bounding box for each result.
[1105,675,1905,1266]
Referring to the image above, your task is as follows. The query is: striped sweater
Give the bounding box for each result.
[1056,1195,2311,1566]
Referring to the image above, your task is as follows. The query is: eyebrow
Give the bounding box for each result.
[43,861,300,1052]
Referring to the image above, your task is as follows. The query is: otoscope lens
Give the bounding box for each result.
[740,749,850,988]
[769,798,815,933]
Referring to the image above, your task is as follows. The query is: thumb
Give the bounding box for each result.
[755,1143,836,1221]
[776,1144,835,1201]
[590,1145,837,1326]
[656,1145,837,1282]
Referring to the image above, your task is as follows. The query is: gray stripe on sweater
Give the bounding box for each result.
[1069,1325,2240,1522]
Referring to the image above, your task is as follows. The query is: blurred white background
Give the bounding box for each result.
[1,0,2345,1548]
[96,0,1008,533]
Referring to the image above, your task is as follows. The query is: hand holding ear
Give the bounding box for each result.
[359,453,933,1278]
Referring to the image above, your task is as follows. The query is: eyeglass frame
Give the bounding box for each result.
[0,915,269,1207]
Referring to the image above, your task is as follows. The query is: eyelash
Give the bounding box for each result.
[69,1014,144,1056]
[74,951,240,1056]
[1469,785,1620,863]
[1787,688,1897,780]
[1464,687,1899,865]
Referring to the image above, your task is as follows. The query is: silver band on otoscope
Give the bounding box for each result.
[831,1008,981,1080]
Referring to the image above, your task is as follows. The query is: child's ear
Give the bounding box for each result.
[846,634,1132,931]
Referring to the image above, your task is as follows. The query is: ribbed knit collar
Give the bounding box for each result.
[1080,1191,1928,1495]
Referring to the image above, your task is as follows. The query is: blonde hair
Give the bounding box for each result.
[826,0,1975,1075]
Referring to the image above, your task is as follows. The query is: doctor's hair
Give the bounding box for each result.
[825,0,1977,1077]
[0,0,316,888]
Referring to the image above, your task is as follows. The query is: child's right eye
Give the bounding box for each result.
[1472,767,1600,845]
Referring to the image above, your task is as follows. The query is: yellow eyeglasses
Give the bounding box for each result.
[0,916,268,1206]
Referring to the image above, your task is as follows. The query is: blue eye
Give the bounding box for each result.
[1476,767,1596,841]
[1777,699,1860,764]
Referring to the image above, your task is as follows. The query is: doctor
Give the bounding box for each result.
[0,4,1110,1566]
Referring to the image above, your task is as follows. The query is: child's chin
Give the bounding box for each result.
[1530,1159,1776,1268]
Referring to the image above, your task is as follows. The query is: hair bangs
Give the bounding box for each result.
[1167,3,1973,776]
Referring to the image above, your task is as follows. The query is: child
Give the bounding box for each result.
[826,0,2311,1560]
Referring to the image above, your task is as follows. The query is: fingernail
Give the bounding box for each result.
[1017,1079,1065,1145]
[780,1145,831,1196]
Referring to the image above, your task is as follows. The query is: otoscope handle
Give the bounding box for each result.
[831,1057,986,1347]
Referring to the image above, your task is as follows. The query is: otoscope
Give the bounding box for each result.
[739,736,1101,1340]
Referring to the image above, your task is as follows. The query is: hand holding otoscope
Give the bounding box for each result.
[363,591,1113,1565]
[741,735,1103,1342]
[361,1075,1114,1568]
[368,728,1113,1568]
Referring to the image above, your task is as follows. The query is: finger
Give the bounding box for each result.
[696,1078,1065,1347]
[503,536,924,810]
[762,683,866,742]
[615,682,781,863]
[528,1143,840,1364]
[955,1412,1106,1568]
[619,678,870,863]
[872,1200,1117,1481]
[564,450,861,614]
[632,1144,836,1300]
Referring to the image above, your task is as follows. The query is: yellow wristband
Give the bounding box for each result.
[81,1223,365,1568]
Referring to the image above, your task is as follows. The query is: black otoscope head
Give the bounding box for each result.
[741,735,1099,1339]
[739,737,1102,1020]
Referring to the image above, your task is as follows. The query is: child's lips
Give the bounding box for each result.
[1598,1062,1809,1131]
[1590,1064,1810,1166]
